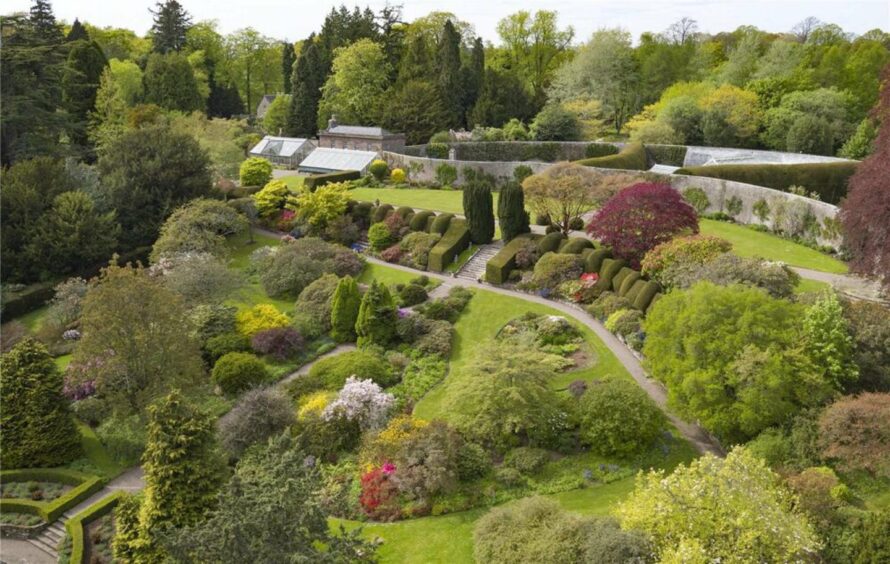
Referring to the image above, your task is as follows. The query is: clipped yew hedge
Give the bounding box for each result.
[410,210,436,231]
[428,218,471,272]
[64,492,123,564]
[485,234,541,284]
[0,469,104,523]
[576,142,649,170]
[674,161,856,204]
[560,238,595,254]
[304,170,361,191]
[584,249,611,273]
[537,232,566,254]
[646,144,688,167]
[371,204,394,223]
[429,213,455,235]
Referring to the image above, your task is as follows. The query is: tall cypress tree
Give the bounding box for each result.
[207,77,244,117]
[498,180,530,242]
[149,0,191,53]
[330,275,361,343]
[66,18,89,42]
[62,40,108,152]
[355,281,397,348]
[0,339,81,468]
[281,41,295,95]
[287,35,323,136]
[463,180,495,244]
[399,34,431,82]
[438,20,463,128]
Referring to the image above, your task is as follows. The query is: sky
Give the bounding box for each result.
[6,0,890,43]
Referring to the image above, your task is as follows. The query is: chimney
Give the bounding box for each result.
[328,115,338,130]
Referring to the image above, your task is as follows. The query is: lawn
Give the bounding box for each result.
[700,219,848,274]
[414,288,631,421]
[333,478,636,564]
[224,230,293,313]
[278,175,305,190]
[349,188,484,216]
[358,262,440,289]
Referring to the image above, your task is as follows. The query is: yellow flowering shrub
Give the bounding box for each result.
[236,304,289,336]
[297,390,336,420]
[360,414,428,466]
[390,168,406,183]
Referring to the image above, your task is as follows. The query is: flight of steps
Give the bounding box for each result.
[352,236,370,253]
[29,519,66,559]
[455,242,503,282]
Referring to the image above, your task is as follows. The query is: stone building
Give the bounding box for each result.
[318,116,406,152]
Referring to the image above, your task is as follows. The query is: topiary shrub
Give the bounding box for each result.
[486,234,540,284]
[577,379,665,456]
[536,231,565,254]
[239,157,273,187]
[371,203,394,224]
[369,159,389,181]
[530,252,583,290]
[397,283,428,307]
[560,238,594,254]
[428,219,470,272]
[409,210,436,231]
[429,213,454,235]
[395,206,414,220]
[250,327,304,361]
[585,143,620,158]
[211,352,269,396]
[584,249,611,273]
[307,350,396,390]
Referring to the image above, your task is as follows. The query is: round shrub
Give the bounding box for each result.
[577,379,666,456]
[205,332,250,363]
[534,213,551,226]
[568,217,585,231]
[494,467,525,487]
[530,252,583,290]
[368,223,393,251]
[211,352,269,396]
[218,387,295,460]
[457,441,491,481]
[252,179,288,217]
[398,283,428,307]
[604,309,643,337]
[250,326,304,361]
[390,168,406,183]
[294,274,340,334]
[372,203,393,224]
[504,447,550,475]
[308,350,397,390]
[236,304,290,337]
[641,234,732,286]
[369,159,389,180]
[239,157,272,187]
[429,213,454,235]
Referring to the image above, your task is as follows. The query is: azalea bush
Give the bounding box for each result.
[588,183,699,268]
[250,326,304,361]
[359,465,401,521]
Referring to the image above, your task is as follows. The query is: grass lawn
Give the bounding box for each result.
[224,230,293,313]
[349,188,484,216]
[414,288,631,421]
[795,278,831,294]
[358,262,441,290]
[278,175,305,190]
[700,219,848,274]
[73,422,122,479]
[333,478,637,564]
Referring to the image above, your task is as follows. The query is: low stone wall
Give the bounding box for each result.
[382,151,551,186]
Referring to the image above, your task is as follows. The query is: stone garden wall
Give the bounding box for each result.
[382,151,551,186]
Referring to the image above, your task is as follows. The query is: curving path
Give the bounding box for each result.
[361,253,724,456]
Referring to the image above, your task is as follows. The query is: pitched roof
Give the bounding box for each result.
[298,147,378,173]
[249,136,312,158]
[323,125,398,138]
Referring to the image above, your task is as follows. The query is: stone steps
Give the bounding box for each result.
[455,242,503,282]
[29,519,67,558]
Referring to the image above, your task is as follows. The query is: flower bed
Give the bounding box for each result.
[0,469,104,523]
[60,491,122,564]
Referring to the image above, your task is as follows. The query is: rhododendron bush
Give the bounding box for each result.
[323,377,395,431]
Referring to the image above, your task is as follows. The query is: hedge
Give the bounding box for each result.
[618,271,642,296]
[633,280,662,312]
[429,213,454,235]
[64,492,123,564]
[623,279,647,304]
[428,218,471,272]
[0,282,56,322]
[537,232,565,254]
[611,267,637,293]
[395,206,415,219]
[576,142,649,170]
[372,204,394,223]
[584,249,611,273]
[0,469,104,523]
[451,142,567,162]
[560,238,595,254]
[646,144,688,167]
[304,170,361,191]
[410,210,436,231]
[674,161,857,204]
[485,234,540,284]
[584,143,620,158]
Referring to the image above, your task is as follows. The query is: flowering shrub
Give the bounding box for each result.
[359,466,401,521]
[63,352,114,400]
[323,377,395,431]
[236,304,290,337]
[250,326,304,361]
[390,168,406,183]
[274,209,298,232]
[63,377,96,401]
[588,183,699,268]
[361,414,429,466]
[62,329,81,341]
[297,390,337,420]
[641,234,732,286]
[380,244,403,263]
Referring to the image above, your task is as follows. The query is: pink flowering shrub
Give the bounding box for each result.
[587,183,698,268]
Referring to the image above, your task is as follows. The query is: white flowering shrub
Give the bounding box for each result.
[323,376,394,431]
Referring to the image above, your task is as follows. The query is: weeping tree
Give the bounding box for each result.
[497,180,530,242]
[463,180,495,244]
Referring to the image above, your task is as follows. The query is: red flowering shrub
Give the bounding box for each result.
[380,244,404,263]
[275,209,298,232]
[587,183,698,268]
[841,63,890,285]
[384,212,410,240]
[359,465,402,521]
[250,326,304,361]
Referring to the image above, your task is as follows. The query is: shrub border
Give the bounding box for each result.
[62,491,123,564]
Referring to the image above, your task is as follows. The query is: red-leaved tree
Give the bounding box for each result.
[841,62,890,286]
[587,182,699,267]
[818,392,890,478]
